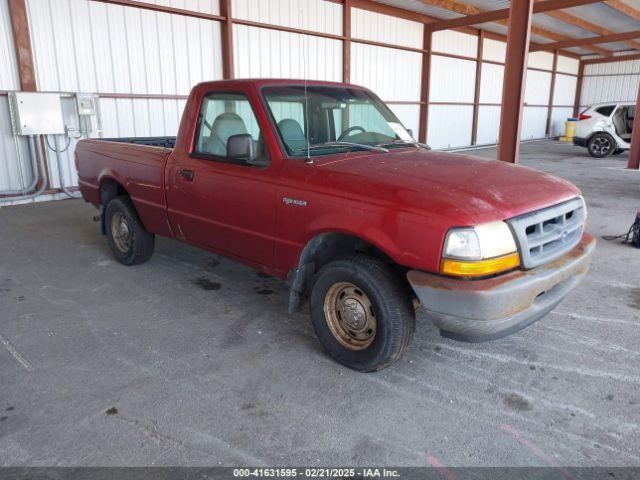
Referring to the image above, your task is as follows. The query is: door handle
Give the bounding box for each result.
[179,169,194,181]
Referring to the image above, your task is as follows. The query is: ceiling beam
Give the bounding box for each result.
[94,0,225,21]
[542,8,640,51]
[604,0,640,21]
[421,0,612,55]
[415,0,479,16]
[351,0,435,23]
[525,24,612,56]
[531,30,640,51]
[581,52,640,65]
[428,0,602,31]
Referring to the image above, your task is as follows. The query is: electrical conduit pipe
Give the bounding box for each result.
[0,135,48,204]
[51,135,81,199]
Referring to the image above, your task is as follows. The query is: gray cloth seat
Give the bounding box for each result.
[204,112,248,156]
[613,109,627,137]
[278,118,308,153]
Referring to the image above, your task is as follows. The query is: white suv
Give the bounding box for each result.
[574,102,635,158]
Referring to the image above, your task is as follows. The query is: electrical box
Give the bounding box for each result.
[76,93,97,116]
[9,92,65,135]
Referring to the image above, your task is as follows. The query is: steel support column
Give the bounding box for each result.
[546,50,558,137]
[471,30,484,145]
[418,29,432,144]
[343,0,351,84]
[628,82,640,170]
[573,61,584,117]
[220,0,234,79]
[8,0,36,91]
[497,0,535,163]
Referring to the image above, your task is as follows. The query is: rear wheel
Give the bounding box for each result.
[587,133,615,158]
[309,255,415,372]
[104,196,155,265]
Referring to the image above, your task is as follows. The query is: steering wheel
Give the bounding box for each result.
[338,126,366,141]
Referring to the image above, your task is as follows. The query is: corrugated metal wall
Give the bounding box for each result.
[231,3,425,135]
[99,98,187,138]
[233,24,342,80]
[0,0,586,204]
[351,7,422,49]
[0,98,32,192]
[0,0,31,193]
[232,0,343,82]
[552,55,579,136]
[581,59,640,106]
[27,0,222,93]
[233,0,341,34]
[2,0,223,202]
[350,8,422,136]
[425,33,577,149]
[0,0,19,91]
[427,30,477,149]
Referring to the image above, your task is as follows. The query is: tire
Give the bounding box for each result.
[587,133,615,158]
[309,255,415,372]
[104,196,155,265]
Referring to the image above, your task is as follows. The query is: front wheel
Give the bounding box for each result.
[587,133,615,158]
[104,196,155,266]
[309,256,415,372]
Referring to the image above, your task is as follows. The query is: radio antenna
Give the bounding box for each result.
[301,7,312,164]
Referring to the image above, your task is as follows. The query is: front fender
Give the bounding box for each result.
[299,202,444,274]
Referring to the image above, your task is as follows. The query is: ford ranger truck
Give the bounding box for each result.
[76,79,596,372]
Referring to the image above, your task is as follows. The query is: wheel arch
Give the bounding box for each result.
[287,231,409,314]
[99,176,131,234]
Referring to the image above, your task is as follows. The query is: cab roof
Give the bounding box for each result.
[194,78,366,90]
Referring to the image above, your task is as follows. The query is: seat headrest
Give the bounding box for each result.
[212,112,248,139]
[278,118,308,152]
[204,112,249,156]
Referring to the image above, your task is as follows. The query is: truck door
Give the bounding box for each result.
[165,89,278,267]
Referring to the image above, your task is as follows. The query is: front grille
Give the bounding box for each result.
[507,197,586,269]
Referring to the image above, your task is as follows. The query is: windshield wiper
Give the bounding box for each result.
[299,142,389,153]
[375,140,431,150]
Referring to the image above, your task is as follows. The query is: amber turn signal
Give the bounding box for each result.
[441,252,521,278]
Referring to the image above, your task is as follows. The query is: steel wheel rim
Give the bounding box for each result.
[324,282,376,351]
[111,212,132,253]
[591,137,611,155]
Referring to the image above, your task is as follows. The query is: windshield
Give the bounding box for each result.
[262,85,415,157]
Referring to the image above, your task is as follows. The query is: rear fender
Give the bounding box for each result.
[98,175,130,234]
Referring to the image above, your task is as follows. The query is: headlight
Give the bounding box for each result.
[441,221,520,277]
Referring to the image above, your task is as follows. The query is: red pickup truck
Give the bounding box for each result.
[77,79,595,372]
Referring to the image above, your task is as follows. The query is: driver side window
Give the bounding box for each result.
[193,92,269,166]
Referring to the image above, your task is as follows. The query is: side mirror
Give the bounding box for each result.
[227,133,269,167]
[407,129,414,139]
[227,133,254,161]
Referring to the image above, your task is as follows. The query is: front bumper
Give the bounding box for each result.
[407,233,596,342]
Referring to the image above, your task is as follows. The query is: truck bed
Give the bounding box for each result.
[76,137,174,237]
[100,136,177,149]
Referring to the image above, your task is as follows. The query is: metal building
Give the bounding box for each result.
[0,0,639,204]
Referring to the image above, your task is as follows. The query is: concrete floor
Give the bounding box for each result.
[1,141,639,467]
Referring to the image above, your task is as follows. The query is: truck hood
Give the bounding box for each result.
[314,148,581,225]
